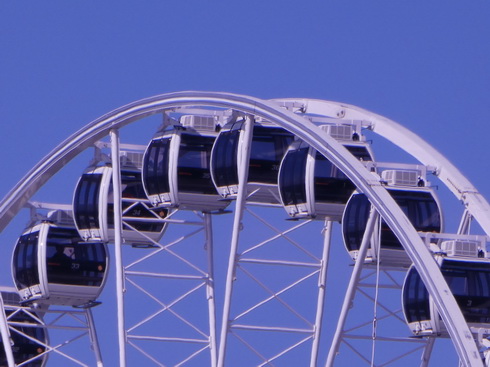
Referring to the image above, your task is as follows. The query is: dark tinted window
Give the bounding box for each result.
[314,152,355,204]
[404,260,490,325]
[177,133,216,194]
[248,126,293,184]
[73,173,102,231]
[211,129,240,188]
[403,267,430,323]
[279,146,308,206]
[121,170,149,199]
[107,170,167,233]
[46,227,106,287]
[13,230,40,290]
[442,260,490,323]
[143,138,171,196]
[343,193,371,252]
[343,190,441,252]
[381,190,441,250]
[314,145,371,204]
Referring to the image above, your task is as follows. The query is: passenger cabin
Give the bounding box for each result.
[12,209,108,307]
[278,124,373,220]
[403,237,490,336]
[73,149,167,246]
[0,287,48,366]
[210,118,294,205]
[342,168,442,268]
[142,115,229,212]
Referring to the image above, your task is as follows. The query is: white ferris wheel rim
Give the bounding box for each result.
[0,90,488,366]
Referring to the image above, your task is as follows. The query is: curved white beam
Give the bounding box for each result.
[273,98,490,238]
[0,91,483,366]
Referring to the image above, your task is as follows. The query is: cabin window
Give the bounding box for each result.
[381,191,441,250]
[177,133,216,194]
[344,191,441,252]
[314,152,355,204]
[13,230,40,290]
[74,173,102,231]
[403,267,430,323]
[343,194,371,252]
[107,170,166,233]
[46,227,106,287]
[248,127,293,184]
[442,260,490,323]
[313,145,371,204]
[211,129,239,188]
[143,137,171,196]
[279,146,308,206]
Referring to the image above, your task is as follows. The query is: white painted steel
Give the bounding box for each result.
[217,115,254,367]
[85,308,104,367]
[0,294,15,367]
[110,129,127,367]
[421,337,436,367]
[0,91,486,365]
[203,213,218,367]
[273,98,490,238]
[325,208,379,366]
[310,220,332,367]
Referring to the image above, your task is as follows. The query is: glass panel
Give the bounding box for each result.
[342,193,371,252]
[46,227,106,287]
[143,138,171,196]
[381,191,441,250]
[178,133,216,194]
[121,170,149,199]
[404,260,490,325]
[314,145,371,204]
[13,230,40,290]
[442,260,490,323]
[248,126,293,184]
[73,173,102,231]
[403,267,430,323]
[314,152,355,204]
[107,170,166,233]
[279,147,308,206]
[211,129,239,188]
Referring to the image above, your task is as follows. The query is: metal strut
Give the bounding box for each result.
[217,115,254,367]
[111,129,127,367]
[326,208,379,366]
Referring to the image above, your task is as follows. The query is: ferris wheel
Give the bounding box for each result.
[0,91,489,366]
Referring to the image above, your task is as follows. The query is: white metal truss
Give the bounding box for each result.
[327,265,434,366]
[217,203,331,366]
[120,211,218,366]
[0,299,103,366]
[1,91,490,366]
[109,131,218,366]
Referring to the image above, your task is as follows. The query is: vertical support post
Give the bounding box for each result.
[86,307,104,367]
[0,295,15,367]
[204,213,218,367]
[420,337,435,367]
[217,115,254,367]
[110,129,127,367]
[457,209,472,235]
[310,220,333,367]
[325,208,379,367]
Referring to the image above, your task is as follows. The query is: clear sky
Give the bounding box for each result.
[1,1,490,366]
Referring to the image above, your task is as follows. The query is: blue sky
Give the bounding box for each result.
[1,1,490,366]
